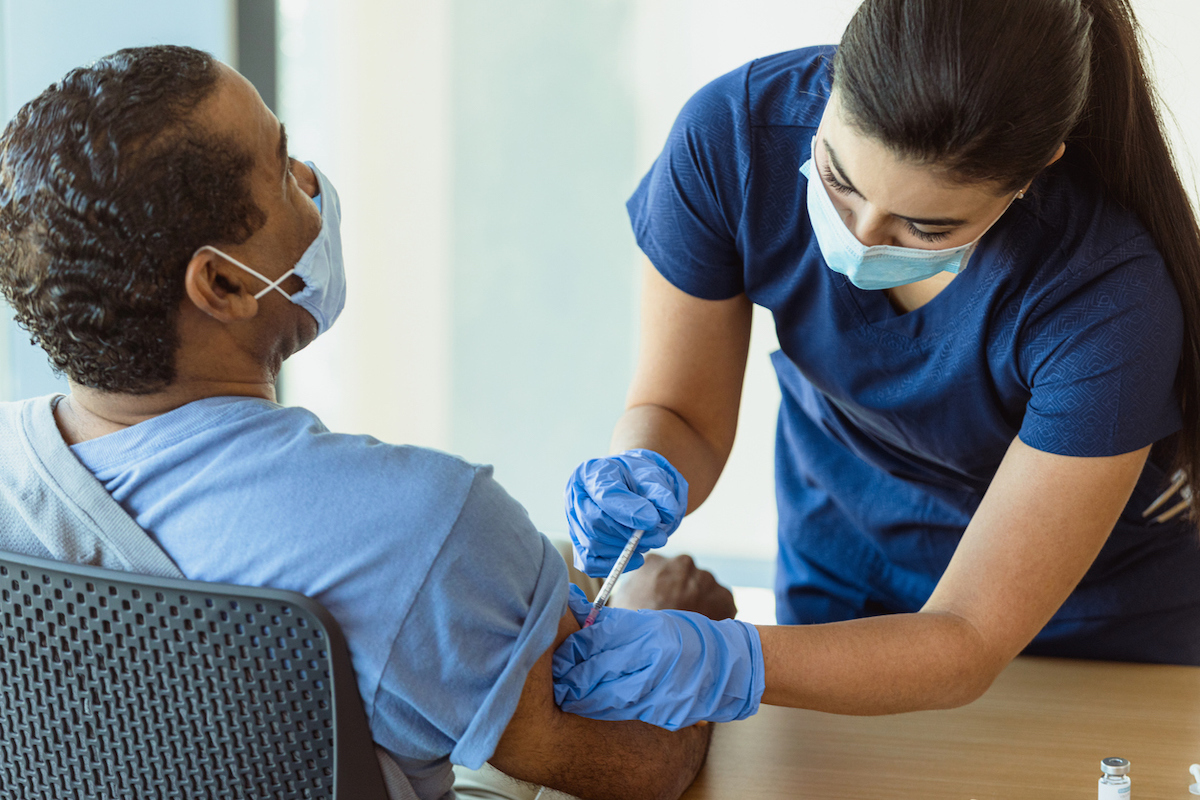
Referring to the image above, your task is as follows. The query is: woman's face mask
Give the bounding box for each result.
[802,144,1020,291]
[194,161,346,336]
[803,94,1027,291]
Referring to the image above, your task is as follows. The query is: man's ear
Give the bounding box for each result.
[184,248,261,323]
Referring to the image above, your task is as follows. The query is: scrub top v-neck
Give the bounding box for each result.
[628,45,1200,664]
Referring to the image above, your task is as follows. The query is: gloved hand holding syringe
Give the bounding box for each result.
[559,448,765,731]
[564,448,689,577]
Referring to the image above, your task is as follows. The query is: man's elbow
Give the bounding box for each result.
[632,722,713,800]
[541,720,712,800]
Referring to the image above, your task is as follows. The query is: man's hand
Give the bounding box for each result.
[612,553,737,620]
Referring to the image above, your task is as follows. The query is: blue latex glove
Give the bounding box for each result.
[553,584,765,731]
[564,449,688,577]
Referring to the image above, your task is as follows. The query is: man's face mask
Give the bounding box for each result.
[194,162,346,336]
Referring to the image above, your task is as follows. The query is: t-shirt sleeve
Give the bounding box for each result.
[627,64,752,300]
[370,466,568,776]
[1018,238,1183,456]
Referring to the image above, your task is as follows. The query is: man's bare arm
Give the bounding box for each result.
[489,609,712,800]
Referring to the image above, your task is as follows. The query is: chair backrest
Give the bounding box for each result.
[0,549,389,800]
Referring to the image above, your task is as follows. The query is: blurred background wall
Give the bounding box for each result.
[2,0,1199,621]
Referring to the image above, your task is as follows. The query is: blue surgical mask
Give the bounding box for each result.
[800,140,1017,291]
[195,161,346,336]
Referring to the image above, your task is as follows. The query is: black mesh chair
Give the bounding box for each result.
[0,549,389,799]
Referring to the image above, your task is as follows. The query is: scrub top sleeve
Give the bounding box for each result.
[369,466,569,772]
[627,65,753,301]
[1018,244,1184,457]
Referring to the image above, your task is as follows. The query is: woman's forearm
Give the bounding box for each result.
[611,403,732,513]
[757,611,1007,715]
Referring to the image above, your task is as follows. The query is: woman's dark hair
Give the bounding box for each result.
[0,45,265,393]
[835,0,1200,521]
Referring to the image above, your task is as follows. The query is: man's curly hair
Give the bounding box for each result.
[0,45,266,393]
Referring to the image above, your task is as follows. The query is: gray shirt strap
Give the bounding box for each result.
[15,394,185,579]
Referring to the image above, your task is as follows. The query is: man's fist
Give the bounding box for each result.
[612,553,737,620]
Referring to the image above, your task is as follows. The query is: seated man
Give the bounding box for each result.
[0,45,729,800]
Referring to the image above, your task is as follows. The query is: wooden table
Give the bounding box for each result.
[681,657,1200,799]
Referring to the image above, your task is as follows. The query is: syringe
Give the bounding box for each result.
[582,530,645,628]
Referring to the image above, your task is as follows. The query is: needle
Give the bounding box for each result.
[582,530,645,628]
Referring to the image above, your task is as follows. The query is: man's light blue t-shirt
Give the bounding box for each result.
[68,396,568,800]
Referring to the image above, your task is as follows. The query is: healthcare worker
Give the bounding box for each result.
[553,0,1200,730]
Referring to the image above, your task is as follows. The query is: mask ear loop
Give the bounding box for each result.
[192,245,297,300]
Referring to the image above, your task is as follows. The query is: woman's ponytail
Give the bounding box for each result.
[1066,0,1200,520]
[836,0,1200,521]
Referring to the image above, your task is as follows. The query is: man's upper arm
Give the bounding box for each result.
[489,609,712,800]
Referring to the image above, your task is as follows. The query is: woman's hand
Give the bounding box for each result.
[564,449,688,577]
[553,585,764,730]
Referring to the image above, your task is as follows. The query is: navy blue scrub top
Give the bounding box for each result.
[628,46,1200,664]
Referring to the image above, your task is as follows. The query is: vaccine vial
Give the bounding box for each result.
[1098,757,1131,799]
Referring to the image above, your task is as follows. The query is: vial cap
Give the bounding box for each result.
[1101,757,1130,777]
